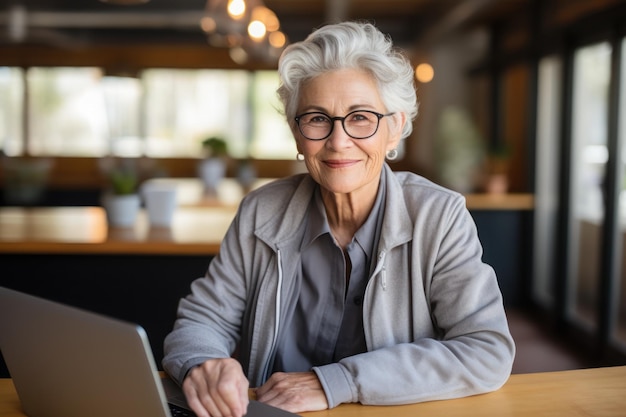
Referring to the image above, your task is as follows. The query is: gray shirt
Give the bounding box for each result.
[271,175,386,373]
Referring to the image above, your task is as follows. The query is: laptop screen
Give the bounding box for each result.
[0,287,299,417]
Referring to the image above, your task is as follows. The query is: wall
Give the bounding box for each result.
[411,28,493,192]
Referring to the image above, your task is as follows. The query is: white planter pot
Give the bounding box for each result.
[102,193,141,227]
[237,162,257,191]
[198,158,226,195]
[141,182,178,228]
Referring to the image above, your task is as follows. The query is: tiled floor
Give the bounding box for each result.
[507,308,591,374]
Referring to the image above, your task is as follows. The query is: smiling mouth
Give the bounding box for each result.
[324,159,359,168]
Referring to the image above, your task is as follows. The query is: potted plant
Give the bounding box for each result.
[1,157,53,205]
[201,136,228,158]
[100,160,141,227]
[485,142,510,194]
[198,136,229,196]
[435,106,486,193]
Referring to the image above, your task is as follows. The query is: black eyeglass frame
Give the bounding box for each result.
[294,110,395,141]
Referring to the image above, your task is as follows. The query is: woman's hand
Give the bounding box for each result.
[255,371,329,413]
[182,358,249,417]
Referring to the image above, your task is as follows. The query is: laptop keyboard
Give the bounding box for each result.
[169,403,196,417]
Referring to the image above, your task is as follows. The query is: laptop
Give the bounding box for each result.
[0,286,298,417]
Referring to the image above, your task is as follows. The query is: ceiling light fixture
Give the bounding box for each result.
[202,0,287,64]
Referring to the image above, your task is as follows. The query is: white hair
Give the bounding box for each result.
[277,21,418,139]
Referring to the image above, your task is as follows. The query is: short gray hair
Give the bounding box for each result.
[277,21,418,139]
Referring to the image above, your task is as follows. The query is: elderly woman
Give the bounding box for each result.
[163,21,515,417]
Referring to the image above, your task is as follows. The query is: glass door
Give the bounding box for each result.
[533,56,562,307]
[567,41,612,331]
[615,38,626,350]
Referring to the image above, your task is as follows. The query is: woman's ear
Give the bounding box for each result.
[387,112,406,152]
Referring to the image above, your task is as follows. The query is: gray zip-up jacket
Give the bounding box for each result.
[162,164,515,408]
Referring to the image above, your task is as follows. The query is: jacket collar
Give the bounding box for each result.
[255,164,413,252]
[377,164,414,251]
[255,174,316,251]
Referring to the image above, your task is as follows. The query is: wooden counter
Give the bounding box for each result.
[0,192,532,256]
[1,366,625,417]
[303,366,626,417]
[0,206,234,255]
[464,193,533,210]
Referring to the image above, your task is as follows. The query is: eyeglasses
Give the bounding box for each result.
[294,110,395,141]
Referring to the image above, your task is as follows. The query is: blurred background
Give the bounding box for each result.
[1,0,626,376]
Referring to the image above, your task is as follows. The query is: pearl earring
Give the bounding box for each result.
[296,153,305,161]
[386,149,398,160]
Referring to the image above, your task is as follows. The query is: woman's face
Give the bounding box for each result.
[294,69,404,196]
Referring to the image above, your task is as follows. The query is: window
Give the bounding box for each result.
[102,75,143,157]
[0,67,24,156]
[248,71,295,159]
[5,67,295,159]
[568,42,612,330]
[28,67,109,156]
[142,69,251,158]
[615,37,626,349]
[533,56,562,307]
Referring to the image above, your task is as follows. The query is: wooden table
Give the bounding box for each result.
[1,366,624,417]
[0,206,234,255]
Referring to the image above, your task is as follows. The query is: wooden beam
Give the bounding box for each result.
[0,44,278,70]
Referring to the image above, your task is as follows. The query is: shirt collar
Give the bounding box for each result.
[302,169,387,256]
[302,187,331,248]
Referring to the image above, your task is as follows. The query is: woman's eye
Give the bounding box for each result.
[310,115,329,124]
[349,112,372,123]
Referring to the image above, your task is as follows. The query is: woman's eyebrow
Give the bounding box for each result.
[298,104,379,115]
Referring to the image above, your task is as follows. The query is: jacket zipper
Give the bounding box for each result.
[370,250,387,290]
[261,248,283,381]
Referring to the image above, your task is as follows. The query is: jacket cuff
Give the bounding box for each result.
[177,357,213,385]
[312,363,358,408]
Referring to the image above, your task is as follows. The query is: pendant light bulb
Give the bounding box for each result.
[248,20,266,41]
[227,0,246,19]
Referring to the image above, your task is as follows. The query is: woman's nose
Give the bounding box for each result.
[325,120,353,148]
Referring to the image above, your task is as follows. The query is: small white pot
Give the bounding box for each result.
[102,193,141,227]
[198,158,226,195]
